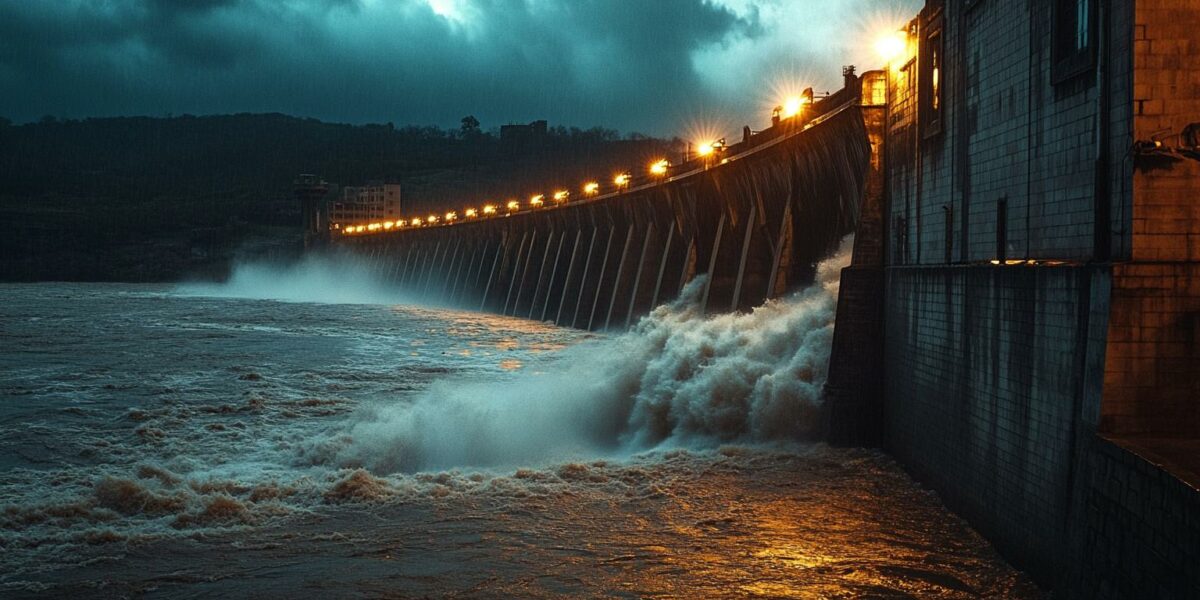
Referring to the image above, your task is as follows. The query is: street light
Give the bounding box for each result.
[553,190,569,203]
[483,204,497,215]
[649,159,669,176]
[875,30,907,63]
[465,208,478,218]
[506,200,520,212]
[445,211,457,222]
[583,181,600,196]
[782,96,803,118]
[614,173,631,189]
[529,194,544,208]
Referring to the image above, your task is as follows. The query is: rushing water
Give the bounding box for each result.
[0,245,1041,598]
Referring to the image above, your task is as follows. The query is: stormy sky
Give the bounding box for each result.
[0,0,918,136]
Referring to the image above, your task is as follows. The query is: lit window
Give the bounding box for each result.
[919,10,944,138]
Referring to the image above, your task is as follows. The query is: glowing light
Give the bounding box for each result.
[875,30,907,62]
[782,96,805,118]
[367,223,381,231]
[506,200,520,212]
[427,215,438,224]
[649,159,669,176]
[412,218,423,227]
[614,173,631,188]
[483,204,497,215]
[342,228,353,235]
[583,182,600,195]
[383,221,394,229]
[465,208,478,218]
[697,142,714,157]
[529,194,544,207]
[445,211,457,222]
[553,190,569,202]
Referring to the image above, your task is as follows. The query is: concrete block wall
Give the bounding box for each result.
[874,1,1200,595]
[882,264,1109,584]
[885,0,1134,266]
[1068,437,1200,599]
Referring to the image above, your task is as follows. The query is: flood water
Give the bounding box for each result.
[0,247,1042,598]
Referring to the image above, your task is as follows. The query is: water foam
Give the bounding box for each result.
[330,238,853,473]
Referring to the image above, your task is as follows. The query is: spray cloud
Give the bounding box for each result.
[328,238,854,473]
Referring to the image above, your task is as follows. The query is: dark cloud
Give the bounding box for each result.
[0,0,918,135]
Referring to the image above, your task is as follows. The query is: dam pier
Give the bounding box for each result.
[302,1,1200,596]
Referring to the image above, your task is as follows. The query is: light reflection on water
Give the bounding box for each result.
[0,282,1042,598]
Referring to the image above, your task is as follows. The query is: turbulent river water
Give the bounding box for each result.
[0,244,1042,598]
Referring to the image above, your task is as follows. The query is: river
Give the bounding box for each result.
[0,245,1041,598]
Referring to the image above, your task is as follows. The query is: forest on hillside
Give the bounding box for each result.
[0,114,677,281]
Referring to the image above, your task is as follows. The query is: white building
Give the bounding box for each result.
[330,182,401,226]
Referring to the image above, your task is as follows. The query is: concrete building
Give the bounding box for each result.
[855,0,1200,596]
[329,182,401,227]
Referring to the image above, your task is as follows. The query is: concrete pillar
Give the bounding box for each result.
[419,240,443,300]
[502,230,531,315]
[650,221,676,309]
[700,212,726,314]
[587,226,617,331]
[765,200,793,300]
[527,229,556,319]
[466,234,493,307]
[511,229,539,316]
[440,236,463,299]
[480,232,508,312]
[731,202,758,313]
[538,230,567,322]
[557,227,589,327]
[625,220,655,328]
[400,241,420,289]
[604,217,637,331]
[423,239,451,301]
[455,236,476,307]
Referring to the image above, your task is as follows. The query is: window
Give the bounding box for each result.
[1052,0,1096,83]
[920,10,944,138]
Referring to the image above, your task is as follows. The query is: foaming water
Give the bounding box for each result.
[0,240,1041,597]
[327,238,851,473]
[179,251,415,305]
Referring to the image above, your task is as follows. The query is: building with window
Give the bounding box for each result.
[329,182,401,227]
[867,0,1200,595]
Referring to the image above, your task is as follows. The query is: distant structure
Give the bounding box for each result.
[329,182,401,227]
[293,174,329,249]
[500,120,548,145]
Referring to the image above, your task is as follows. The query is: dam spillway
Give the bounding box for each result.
[323,73,883,330]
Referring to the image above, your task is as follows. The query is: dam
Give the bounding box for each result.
[300,1,1200,597]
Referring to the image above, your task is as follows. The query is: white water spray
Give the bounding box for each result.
[178,252,416,305]
[330,237,854,473]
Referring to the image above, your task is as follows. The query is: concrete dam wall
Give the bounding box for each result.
[334,102,875,330]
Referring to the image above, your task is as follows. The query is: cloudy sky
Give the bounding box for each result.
[0,0,918,136]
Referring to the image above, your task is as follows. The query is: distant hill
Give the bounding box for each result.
[0,114,678,281]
